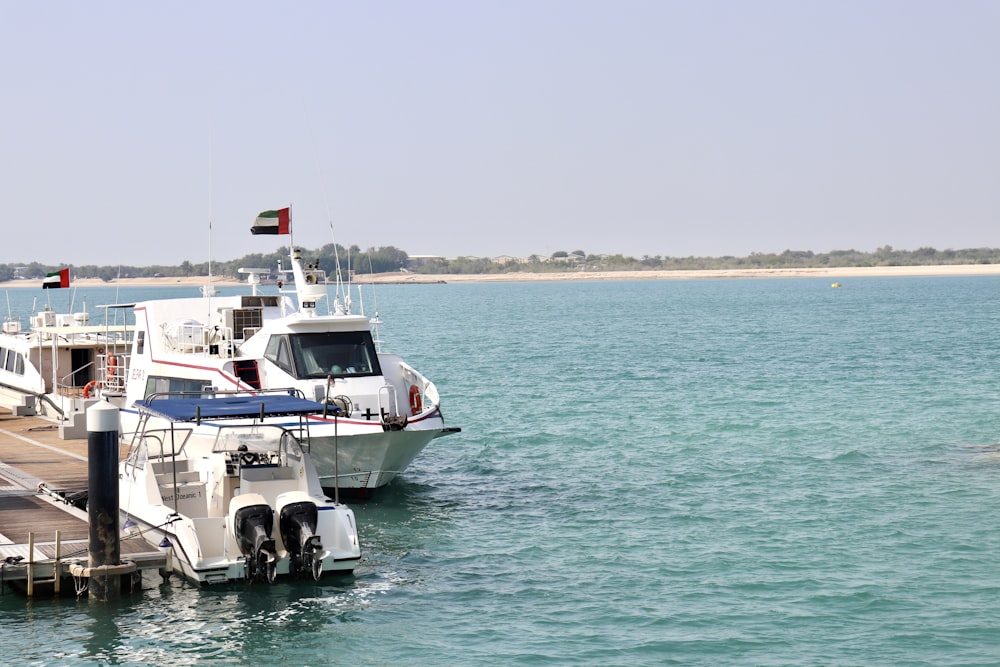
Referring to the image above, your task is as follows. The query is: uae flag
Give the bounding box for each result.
[251,208,291,235]
[42,268,70,289]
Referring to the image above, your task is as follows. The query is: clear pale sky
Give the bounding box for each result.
[2,1,998,266]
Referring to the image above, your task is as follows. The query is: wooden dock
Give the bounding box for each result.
[0,410,166,596]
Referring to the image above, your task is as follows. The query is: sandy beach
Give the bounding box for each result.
[354,264,1000,284]
[2,264,1000,289]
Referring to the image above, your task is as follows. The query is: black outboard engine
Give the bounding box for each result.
[279,500,324,580]
[233,500,277,583]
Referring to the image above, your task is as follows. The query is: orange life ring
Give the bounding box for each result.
[408,385,422,416]
[107,354,118,375]
[83,380,102,399]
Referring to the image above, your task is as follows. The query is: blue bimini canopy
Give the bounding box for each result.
[133,394,334,423]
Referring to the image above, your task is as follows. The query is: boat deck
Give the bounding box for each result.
[0,410,166,595]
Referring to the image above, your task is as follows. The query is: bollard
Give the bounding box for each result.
[87,400,122,601]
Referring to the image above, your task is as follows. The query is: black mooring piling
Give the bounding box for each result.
[87,400,122,601]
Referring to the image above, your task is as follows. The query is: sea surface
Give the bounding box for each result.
[3,276,1000,666]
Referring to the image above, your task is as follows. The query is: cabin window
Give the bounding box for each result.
[264,335,294,375]
[265,332,381,379]
[0,348,6,372]
[136,330,145,355]
[3,350,14,373]
[144,375,217,399]
[13,353,24,376]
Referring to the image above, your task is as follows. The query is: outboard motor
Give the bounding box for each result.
[230,493,277,583]
[277,492,326,581]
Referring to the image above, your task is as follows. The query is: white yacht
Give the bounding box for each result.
[115,236,458,493]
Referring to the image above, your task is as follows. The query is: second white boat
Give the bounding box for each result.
[111,225,458,493]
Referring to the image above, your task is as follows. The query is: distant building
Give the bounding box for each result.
[407,255,445,267]
[491,255,526,265]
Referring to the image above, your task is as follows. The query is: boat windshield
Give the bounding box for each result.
[213,425,305,468]
[265,331,382,380]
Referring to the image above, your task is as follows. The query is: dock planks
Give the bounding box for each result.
[0,410,165,593]
[0,412,128,492]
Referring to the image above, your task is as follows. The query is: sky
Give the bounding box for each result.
[2,1,998,266]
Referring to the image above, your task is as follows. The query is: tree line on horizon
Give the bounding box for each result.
[3,244,1000,282]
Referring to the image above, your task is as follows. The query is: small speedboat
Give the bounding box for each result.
[119,391,361,585]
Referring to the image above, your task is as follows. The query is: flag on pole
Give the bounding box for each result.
[42,268,70,289]
[251,208,291,235]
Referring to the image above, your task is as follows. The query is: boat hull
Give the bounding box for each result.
[305,416,444,490]
[120,503,360,586]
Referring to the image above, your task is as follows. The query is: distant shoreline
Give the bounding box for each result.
[2,264,1000,289]
[0,276,247,289]
[354,264,1000,284]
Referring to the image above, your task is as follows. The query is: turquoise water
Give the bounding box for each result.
[4,277,1000,665]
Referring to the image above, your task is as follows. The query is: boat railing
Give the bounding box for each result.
[162,322,236,358]
[98,351,129,393]
[124,430,194,469]
[56,361,96,397]
[162,322,205,353]
[377,383,400,418]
